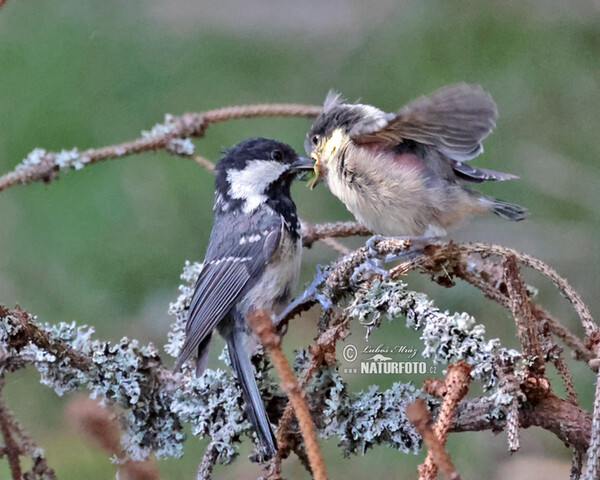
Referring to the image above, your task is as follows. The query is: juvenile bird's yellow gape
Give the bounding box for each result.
[305,84,526,237]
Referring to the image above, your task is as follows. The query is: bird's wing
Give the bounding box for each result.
[174,212,282,371]
[352,83,498,162]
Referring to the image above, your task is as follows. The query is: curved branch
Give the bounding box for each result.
[452,394,591,453]
[0,104,321,191]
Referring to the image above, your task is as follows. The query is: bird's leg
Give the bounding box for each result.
[354,234,438,282]
[276,266,331,325]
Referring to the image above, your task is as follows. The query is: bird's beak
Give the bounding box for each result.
[290,156,315,173]
[306,152,325,190]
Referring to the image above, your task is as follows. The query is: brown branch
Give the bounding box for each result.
[0,103,321,191]
[301,221,371,248]
[503,253,545,375]
[445,254,593,363]
[418,362,472,480]
[0,396,22,480]
[451,393,591,452]
[407,399,461,480]
[66,397,162,480]
[0,377,56,479]
[583,371,600,480]
[390,242,596,359]
[3,307,94,371]
[247,310,328,480]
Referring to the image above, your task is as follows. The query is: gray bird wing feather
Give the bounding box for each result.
[174,210,282,371]
[450,160,518,182]
[352,83,498,162]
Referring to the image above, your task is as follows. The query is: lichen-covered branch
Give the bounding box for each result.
[1,232,598,479]
[0,104,321,191]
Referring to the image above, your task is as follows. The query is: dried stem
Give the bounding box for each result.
[301,221,371,248]
[390,242,596,355]
[0,395,22,480]
[0,377,56,479]
[582,370,600,480]
[4,308,94,371]
[0,104,321,191]
[247,309,328,480]
[503,253,545,375]
[407,399,461,480]
[418,362,472,480]
[66,397,162,480]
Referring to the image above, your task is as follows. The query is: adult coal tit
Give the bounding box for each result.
[174,138,313,460]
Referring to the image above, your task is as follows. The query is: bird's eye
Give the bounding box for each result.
[271,150,283,161]
[311,135,320,146]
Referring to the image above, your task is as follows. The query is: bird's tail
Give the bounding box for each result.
[227,329,277,460]
[486,196,528,221]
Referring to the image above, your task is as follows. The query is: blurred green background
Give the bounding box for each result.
[0,0,599,478]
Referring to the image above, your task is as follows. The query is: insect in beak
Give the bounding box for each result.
[307,152,324,190]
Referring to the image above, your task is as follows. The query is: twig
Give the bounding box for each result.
[503,253,545,375]
[391,242,597,354]
[407,399,460,480]
[320,237,351,255]
[0,391,22,480]
[451,394,591,452]
[5,308,94,371]
[247,309,328,480]
[0,104,321,191]
[190,154,215,172]
[418,362,472,480]
[301,221,371,248]
[197,444,219,480]
[0,377,56,479]
[66,397,162,480]
[582,370,600,480]
[572,449,583,480]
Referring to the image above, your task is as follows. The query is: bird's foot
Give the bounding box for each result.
[276,266,331,325]
[366,234,438,259]
[351,257,389,284]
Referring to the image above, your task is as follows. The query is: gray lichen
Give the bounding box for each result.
[0,256,525,473]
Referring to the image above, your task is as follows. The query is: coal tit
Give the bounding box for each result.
[174,138,313,459]
[305,84,526,237]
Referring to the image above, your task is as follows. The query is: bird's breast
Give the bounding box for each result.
[238,230,302,316]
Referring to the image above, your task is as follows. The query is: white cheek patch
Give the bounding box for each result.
[227,160,289,212]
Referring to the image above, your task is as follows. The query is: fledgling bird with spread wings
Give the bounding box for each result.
[305,84,526,237]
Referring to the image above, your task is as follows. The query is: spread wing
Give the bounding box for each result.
[174,211,282,371]
[352,83,498,162]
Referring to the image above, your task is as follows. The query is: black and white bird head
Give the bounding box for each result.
[215,138,313,214]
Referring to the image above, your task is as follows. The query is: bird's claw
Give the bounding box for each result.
[276,266,331,324]
[366,234,387,257]
[351,257,390,284]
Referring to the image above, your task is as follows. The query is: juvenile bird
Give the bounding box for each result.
[174,138,313,460]
[305,84,526,238]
